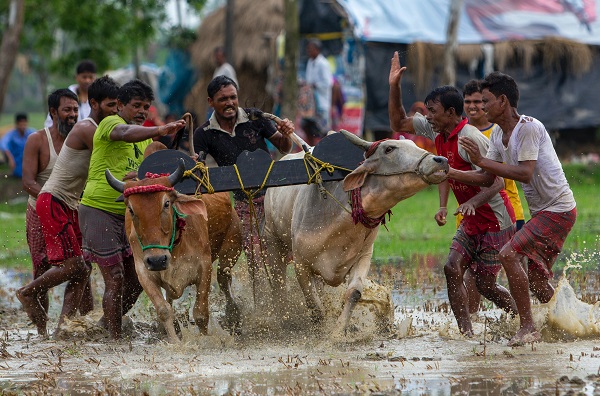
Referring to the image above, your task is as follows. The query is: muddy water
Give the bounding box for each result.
[2,262,600,395]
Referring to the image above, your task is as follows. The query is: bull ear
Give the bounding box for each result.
[144,141,168,158]
[342,161,376,192]
[173,194,208,221]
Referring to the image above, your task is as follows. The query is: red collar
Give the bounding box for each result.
[448,117,469,139]
[350,189,392,229]
[173,217,186,247]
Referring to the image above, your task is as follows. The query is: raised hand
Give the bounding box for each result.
[389,51,407,87]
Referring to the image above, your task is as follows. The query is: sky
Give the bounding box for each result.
[166,0,226,29]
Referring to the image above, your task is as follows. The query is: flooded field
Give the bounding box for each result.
[2,261,600,395]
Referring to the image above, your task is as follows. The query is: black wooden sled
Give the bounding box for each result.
[137,132,365,194]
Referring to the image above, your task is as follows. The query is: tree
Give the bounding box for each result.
[442,0,464,86]
[0,0,179,113]
[281,0,299,124]
[0,0,25,114]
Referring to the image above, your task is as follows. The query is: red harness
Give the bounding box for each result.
[350,139,393,229]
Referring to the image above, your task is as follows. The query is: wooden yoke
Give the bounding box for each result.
[137,132,365,195]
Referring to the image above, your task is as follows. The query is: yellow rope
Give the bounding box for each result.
[233,161,276,287]
[183,161,215,196]
[302,152,352,185]
[300,152,354,214]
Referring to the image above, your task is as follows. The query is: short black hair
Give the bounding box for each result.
[48,88,78,112]
[76,60,97,75]
[118,79,154,104]
[207,75,238,99]
[424,85,463,116]
[463,79,482,97]
[15,113,28,123]
[88,75,120,104]
[214,46,225,56]
[481,72,519,108]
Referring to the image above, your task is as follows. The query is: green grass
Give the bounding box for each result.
[0,112,47,132]
[0,163,599,272]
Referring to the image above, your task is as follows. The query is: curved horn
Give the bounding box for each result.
[105,169,125,193]
[167,159,186,187]
[339,129,371,151]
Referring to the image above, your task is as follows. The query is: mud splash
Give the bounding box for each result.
[2,260,600,395]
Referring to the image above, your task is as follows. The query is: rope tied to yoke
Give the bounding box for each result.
[233,160,276,288]
[183,161,215,196]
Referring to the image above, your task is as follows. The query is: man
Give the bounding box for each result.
[213,46,238,86]
[19,88,79,336]
[0,113,35,178]
[388,52,517,336]
[79,79,186,339]
[448,71,577,346]
[16,77,120,337]
[192,75,294,303]
[458,79,525,230]
[304,38,333,144]
[44,60,97,128]
[460,79,526,314]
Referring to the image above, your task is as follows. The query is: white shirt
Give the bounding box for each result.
[305,53,333,120]
[487,115,575,214]
[213,62,238,87]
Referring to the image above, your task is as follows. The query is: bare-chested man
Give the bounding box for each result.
[18,89,78,336]
[17,77,121,337]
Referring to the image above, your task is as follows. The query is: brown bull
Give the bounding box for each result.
[106,161,241,342]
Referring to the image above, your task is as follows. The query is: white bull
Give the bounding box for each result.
[263,130,448,336]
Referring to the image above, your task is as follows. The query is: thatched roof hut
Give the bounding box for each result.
[406,37,594,97]
[185,0,284,120]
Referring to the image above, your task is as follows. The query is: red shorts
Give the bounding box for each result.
[26,203,48,273]
[451,224,515,276]
[36,193,83,265]
[510,207,577,278]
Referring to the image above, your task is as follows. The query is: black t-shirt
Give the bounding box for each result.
[193,108,277,167]
[193,108,278,200]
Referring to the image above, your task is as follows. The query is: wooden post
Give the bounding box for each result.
[282,0,299,122]
[225,0,235,62]
[0,0,25,114]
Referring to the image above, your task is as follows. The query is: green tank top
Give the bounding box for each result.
[80,115,151,215]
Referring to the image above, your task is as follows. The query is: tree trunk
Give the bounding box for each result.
[442,0,463,86]
[225,0,235,61]
[281,0,299,122]
[0,0,26,114]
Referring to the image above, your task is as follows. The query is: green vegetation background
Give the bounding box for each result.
[1,150,598,273]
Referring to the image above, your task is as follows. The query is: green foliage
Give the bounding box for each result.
[0,164,598,272]
[164,26,197,50]
[20,0,169,75]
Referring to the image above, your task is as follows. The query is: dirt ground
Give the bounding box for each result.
[2,265,600,395]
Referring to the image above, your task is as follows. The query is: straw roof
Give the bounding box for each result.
[185,0,285,118]
[406,37,594,96]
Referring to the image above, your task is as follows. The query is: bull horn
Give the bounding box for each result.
[339,129,371,151]
[105,169,125,193]
[167,159,186,187]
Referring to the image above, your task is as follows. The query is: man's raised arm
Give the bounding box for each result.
[389,51,415,134]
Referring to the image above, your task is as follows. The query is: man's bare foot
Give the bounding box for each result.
[508,329,541,347]
[16,288,48,336]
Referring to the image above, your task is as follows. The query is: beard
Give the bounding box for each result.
[57,117,75,137]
